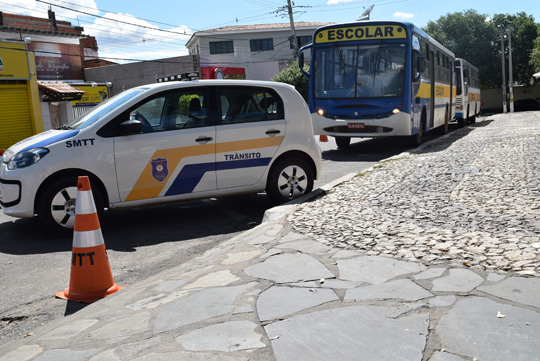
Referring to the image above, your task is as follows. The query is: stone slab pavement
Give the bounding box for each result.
[1,112,540,361]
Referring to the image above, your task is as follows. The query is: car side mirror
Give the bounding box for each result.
[119,119,143,135]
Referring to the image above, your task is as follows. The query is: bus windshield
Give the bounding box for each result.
[314,43,406,99]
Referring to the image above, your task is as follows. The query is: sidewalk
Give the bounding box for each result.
[2,112,540,361]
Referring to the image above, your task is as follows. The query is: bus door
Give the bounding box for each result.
[429,50,435,129]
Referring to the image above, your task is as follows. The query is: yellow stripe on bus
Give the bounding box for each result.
[415,82,454,99]
[468,92,480,102]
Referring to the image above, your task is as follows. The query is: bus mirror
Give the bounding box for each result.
[412,50,422,81]
[298,52,310,77]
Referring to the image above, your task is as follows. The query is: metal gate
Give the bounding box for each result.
[73,105,95,119]
[0,83,33,150]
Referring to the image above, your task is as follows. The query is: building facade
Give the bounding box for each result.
[186,22,330,80]
[0,10,99,146]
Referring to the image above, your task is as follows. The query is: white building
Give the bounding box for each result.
[186,22,331,80]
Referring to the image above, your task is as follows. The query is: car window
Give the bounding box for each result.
[218,87,284,124]
[129,88,209,133]
[67,88,145,130]
[131,97,165,131]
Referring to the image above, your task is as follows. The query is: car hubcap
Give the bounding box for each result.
[277,165,308,200]
[50,186,78,228]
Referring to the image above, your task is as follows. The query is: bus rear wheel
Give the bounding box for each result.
[439,108,449,135]
[409,114,424,147]
[469,107,477,124]
[335,136,351,149]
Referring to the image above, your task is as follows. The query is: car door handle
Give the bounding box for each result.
[196,136,213,143]
[265,129,281,135]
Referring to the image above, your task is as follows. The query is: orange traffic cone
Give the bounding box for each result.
[319,135,328,142]
[56,176,123,303]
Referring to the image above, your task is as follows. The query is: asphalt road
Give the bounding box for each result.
[0,128,448,341]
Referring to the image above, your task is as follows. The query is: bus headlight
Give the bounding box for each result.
[392,108,400,114]
[317,109,324,116]
[7,148,49,170]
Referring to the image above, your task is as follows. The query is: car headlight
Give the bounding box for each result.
[7,148,50,170]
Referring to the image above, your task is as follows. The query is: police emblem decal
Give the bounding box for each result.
[151,158,168,182]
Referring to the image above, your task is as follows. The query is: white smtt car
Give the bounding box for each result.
[0,80,321,235]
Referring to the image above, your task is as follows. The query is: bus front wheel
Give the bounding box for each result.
[335,136,351,149]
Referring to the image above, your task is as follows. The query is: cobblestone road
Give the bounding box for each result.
[290,112,540,276]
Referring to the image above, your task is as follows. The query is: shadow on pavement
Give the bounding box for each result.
[0,194,271,256]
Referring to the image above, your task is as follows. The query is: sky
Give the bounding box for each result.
[1,0,539,63]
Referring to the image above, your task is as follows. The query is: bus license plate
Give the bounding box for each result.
[348,123,365,129]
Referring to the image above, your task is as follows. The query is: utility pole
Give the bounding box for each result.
[286,0,298,59]
[508,27,514,113]
[500,26,507,114]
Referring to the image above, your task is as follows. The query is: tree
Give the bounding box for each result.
[424,10,539,87]
[273,63,310,102]
[531,24,540,78]
[493,12,538,86]
[423,10,500,88]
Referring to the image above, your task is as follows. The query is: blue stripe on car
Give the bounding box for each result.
[165,158,272,196]
[21,130,80,152]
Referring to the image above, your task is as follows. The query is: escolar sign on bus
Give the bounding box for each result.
[315,25,407,43]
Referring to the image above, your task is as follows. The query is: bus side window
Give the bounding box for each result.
[422,41,430,79]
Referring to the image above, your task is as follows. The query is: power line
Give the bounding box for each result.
[36,0,193,36]
[0,44,299,66]
[38,0,186,29]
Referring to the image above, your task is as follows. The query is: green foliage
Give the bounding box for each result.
[178,94,200,115]
[423,10,499,88]
[273,63,310,102]
[531,25,540,76]
[493,12,539,86]
[423,10,540,87]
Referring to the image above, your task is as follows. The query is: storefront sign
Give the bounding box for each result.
[0,41,31,80]
[28,42,84,81]
[201,67,246,80]
[72,85,109,107]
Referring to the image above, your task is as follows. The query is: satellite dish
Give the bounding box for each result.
[360,5,374,17]
[358,4,374,21]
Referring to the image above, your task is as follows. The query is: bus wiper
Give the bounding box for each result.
[373,43,384,87]
[336,47,346,73]
[56,125,72,130]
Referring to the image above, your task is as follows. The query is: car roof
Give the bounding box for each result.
[133,79,295,92]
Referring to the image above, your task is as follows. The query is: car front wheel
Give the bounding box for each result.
[37,176,104,236]
[266,158,314,205]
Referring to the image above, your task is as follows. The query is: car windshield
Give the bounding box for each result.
[65,88,147,129]
[314,43,406,99]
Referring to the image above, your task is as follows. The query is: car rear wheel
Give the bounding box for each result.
[37,176,104,236]
[266,158,314,205]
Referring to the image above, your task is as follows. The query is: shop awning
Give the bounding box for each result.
[38,81,85,101]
